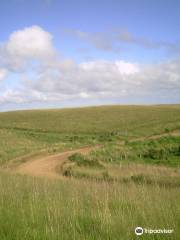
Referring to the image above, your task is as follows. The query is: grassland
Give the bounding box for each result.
[0,104,180,164]
[1,105,180,135]
[0,105,180,239]
[0,172,179,240]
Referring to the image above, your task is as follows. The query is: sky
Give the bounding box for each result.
[0,0,180,111]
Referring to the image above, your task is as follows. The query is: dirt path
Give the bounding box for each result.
[13,145,100,180]
[128,130,180,142]
[10,130,180,180]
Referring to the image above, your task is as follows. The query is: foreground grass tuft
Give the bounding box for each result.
[0,172,179,240]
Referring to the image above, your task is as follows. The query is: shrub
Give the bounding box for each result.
[164,128,170,133]
[69,153,103,168]
[62,166,73,177]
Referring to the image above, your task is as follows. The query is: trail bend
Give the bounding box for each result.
[13,145,99,180]
[10,129,180,180]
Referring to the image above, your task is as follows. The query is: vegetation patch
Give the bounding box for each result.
[85,136,180,167]
[69,153,104,168]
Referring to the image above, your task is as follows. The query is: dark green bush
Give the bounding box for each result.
[69,153,103,168]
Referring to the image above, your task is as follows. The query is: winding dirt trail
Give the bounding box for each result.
[10,130,180,180]
[13,145,100,180]
[128,130,180,142]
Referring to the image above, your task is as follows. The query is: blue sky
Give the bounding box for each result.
[0,0,180,111]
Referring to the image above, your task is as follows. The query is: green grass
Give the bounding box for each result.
[69,153,104,168]
[63,136,180,183]
[0,105,180,164]
[0,105,180,135]
[80,136,180,168]
[0,172,179,240]
[0,128,93,165]
[0,105,180,239]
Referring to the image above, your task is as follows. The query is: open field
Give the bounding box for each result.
[0,105,180,164]
[0,105,180,239]
[1,105,180,135]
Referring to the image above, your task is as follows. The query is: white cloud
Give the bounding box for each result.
[0,68,7,81]
[79,60,139,75]
[0,25,56,71]
[6,25,55,59]
[115,61,139,74]
[17,59,180,104]
[0,89,25,104]
[1,59,180,106]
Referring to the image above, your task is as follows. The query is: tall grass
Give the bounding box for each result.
[0,172,179,240]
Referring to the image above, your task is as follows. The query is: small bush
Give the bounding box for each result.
[62,166,72,177]
[69,153,103,168]
[143,147,167,160]
[164,128,170,133]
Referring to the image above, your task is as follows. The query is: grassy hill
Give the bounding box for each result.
[0,105,180,239]
[1,105,180,135]
[0,105,180,164]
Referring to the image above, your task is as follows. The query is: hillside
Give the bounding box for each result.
[0,105,180,164]
[0,105,180,239]
[1,105,180,135]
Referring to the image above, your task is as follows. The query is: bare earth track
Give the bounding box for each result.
[9,130,180,180]
[13,146,100,180]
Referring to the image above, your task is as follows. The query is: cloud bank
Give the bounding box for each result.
[0,26,180,109]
